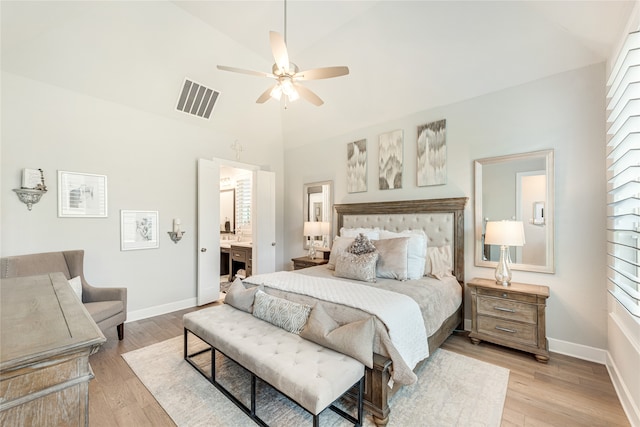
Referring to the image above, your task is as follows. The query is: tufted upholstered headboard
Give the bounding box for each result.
[334,197,468,283]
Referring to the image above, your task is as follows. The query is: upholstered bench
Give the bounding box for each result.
[183,304,365,426]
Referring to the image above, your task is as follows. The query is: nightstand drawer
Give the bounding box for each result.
[478,288,537,303]
[477,296,537,324]
[477,315,537,346]
[232,250,247,262]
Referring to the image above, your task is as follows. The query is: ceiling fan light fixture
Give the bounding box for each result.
[216,1,349,107]
[287,88,300,102]
[280,79,295,96]
[270,84,283,101]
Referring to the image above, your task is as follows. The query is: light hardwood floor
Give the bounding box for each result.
[88,304,630,427]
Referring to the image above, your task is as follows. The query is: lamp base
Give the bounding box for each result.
[494,245,512,286]
[308,243,316,260]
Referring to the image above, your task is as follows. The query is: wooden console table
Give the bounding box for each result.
[0,273,106,426]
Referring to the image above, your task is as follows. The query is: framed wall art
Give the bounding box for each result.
[417,119,447,186]
[120,210,159,250]
[347,139,367,193]
[378,129,403,190]
[57,171,108,217]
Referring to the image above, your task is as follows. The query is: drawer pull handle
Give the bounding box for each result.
[495,326,517,333]
[494,306,515,313]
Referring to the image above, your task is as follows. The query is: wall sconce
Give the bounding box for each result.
[484,220,525,286]
[168,218,185,244]
[13,168,47,210]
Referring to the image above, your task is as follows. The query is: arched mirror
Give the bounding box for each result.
[303,181,333,251]
[475,150,555,273]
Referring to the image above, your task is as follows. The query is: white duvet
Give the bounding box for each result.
[244,270,429,381]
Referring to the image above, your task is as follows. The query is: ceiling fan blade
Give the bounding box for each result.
[296,66,350,81]
[256,85,277,104]
[217,65,274,78]
[293,83,324,106]
[269,31,290,73]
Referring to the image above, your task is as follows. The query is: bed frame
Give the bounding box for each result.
[334,197,467,426]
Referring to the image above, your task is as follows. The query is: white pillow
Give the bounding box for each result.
[327,236,354,270]
[68,276,83,301]
[378,229,427,280]
[340,227,380,240]
[426,245,454,279]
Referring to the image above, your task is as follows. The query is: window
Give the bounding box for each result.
[235,174,252,230]
[607,30,640,318]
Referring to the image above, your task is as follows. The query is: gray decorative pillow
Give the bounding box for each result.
[224,278,258,313]
[334,251,378,282]
[300,303,374,368]
[252,290,312,334]
[372,237,410,281]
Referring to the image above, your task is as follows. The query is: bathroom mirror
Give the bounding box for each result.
[220,189,235,234]
[303,181,333,251]
[475,150,555,273]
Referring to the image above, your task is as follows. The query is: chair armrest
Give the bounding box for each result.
[82,282,127,308]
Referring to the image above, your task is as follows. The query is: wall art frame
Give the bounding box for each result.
[417,119,447,186]
[57,170,108,217]
[378,129,403,190]
[347,139,367,193]
[120,210,159,251]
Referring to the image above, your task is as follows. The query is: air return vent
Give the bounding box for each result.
[176,78,220,120]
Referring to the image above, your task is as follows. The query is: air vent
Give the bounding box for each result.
[176,78,220,120]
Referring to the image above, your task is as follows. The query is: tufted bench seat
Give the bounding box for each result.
[183,304,364,426]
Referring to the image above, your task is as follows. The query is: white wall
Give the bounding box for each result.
[284,63,608,354]
[1,71,285,318]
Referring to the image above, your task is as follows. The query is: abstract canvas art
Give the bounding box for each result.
[417,119,447,186]
[378,130,403,190]
[347,139,367,193]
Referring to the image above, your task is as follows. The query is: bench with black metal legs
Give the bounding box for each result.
[183,304,365,426]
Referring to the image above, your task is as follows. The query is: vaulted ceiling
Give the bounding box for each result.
[1,1,633,150]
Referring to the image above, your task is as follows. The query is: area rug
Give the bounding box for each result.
[122,336,509,426]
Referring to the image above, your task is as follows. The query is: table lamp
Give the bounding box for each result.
[303,221,323,259]
[484,220,525,286]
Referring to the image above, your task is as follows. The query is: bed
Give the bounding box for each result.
[244,197,467,426]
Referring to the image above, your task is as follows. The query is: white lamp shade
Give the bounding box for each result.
[320,221,330,234]
[484,220,526,246]
[303,221,323,237]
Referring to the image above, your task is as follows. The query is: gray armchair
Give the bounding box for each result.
[0,250,127,340]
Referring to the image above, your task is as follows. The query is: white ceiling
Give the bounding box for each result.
[1,1,634,150]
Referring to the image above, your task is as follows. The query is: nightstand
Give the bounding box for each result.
[292,256,329,270]
[467,277,550,363]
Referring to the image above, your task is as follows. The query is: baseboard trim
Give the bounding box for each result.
[607,351,640,427]
[464,319,607,364]
[126,297,197,323]
[547,338,607,364]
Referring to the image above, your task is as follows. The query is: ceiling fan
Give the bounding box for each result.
[216,3,349,107]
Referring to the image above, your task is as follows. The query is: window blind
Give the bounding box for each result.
[235,175,252,230]
[607,30,640,318]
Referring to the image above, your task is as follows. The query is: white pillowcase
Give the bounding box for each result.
[426,245,454,279]
[378,229,427,280]
[340,227,380,240]
[327,236,354,270]
[68,276,83,301]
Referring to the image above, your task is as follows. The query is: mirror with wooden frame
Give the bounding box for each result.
[302,181,333,251]
[474,150,555,273]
